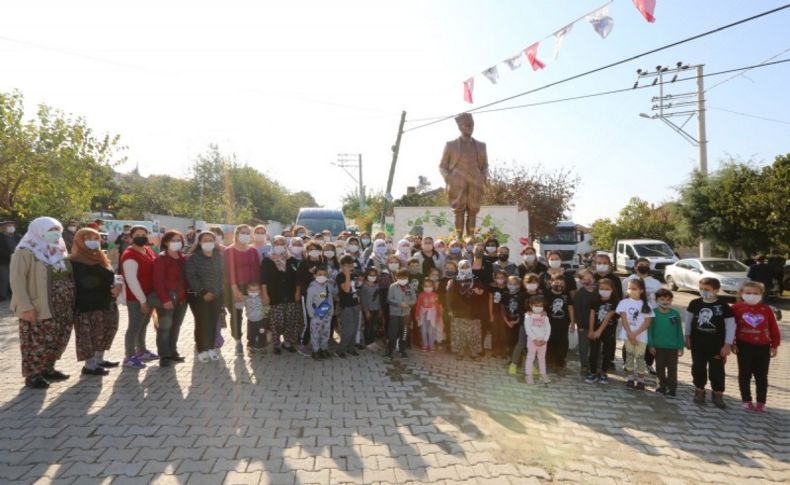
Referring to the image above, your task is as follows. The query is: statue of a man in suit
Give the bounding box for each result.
[439,113,488,240]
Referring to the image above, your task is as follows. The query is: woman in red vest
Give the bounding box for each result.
[120,225,157,369]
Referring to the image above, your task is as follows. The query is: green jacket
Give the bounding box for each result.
[648,308,684,349]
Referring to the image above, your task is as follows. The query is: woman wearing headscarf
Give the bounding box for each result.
[261,235,302,354]
[70,228,123,376]
[10,217,75,388]
[446,259,484,360]
[252,224,272,260]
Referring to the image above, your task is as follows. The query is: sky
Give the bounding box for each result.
[2,1,789,226]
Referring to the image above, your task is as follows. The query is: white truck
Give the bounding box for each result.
[392,205,529,258]
[533,220,592,269]
[614,239,679,277]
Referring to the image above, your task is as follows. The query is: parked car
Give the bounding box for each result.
[295,208,347,238]
[664,258,750,295]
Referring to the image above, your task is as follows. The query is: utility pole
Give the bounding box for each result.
[334,153,365,210]
[381,111,407,228]
[635,62,710,257]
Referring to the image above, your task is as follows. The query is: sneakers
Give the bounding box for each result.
[599,375,608,385]
[25,375,50,388]
[694,388,706,405]
[298,346,312,357]
[755,402,766,412]
[208,349,220,361]
[647,365,656,375]
[97,360,120,368]
[655,386,667,395]
[525,376,534,385]
[506,363,516,376]
[42,369,70,381]
[138,349,159,361]
[626,379,635,389]
[742,401,755,411]
[312,351,321,360]
[319,350,331,359]
[283,344,297,353]
[235,342,244,355]
[636,381,646,391]
[348,349,360,357]
[712,392,727,409]
[169,355,186,363]
[584,373,598,384]
[540,376,551,385]
[197,351,211,363]
[81,366,110,376]
[123,356,146,369]
[336,351,347,359]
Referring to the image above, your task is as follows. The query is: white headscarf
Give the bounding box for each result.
[16,216,68,271]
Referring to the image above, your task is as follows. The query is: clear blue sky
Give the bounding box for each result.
[2,1,788,225]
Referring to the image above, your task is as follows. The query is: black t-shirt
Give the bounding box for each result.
[72,261,115,312]
[408,272,423,295]
[591,298,618,331]
[489,285,508,321]
[261,257,299,305]
[502,291,525,323]
[517,261,548,279]
[546,291,572,324]
[336,272,360,308]
[687,297,733,346]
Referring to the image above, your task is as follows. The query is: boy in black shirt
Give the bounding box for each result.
[685,277,736,408]
[488,269,510,358]
[336,255,361,358]
[502,275,525,357]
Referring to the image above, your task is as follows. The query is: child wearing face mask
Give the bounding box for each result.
[508,273,543,376]
[573,270,597,377]
[617,278,655,391]
[360,267,383,350]
[732,282,781,412]
[244,282,269,353]
[586,278,619,384]
[445,240,464,265]
[502,275,525,357]
[518,247,547,279]
[545,275,575,368]
[306,265,334,360]
[685,277,736,408]
[622,257,662,307]
[386,269,417,358]
[540,251,577,297]
[488,269,510,358]
[415,278,442,351]
[647,289,684,397]
[524,295,551,385]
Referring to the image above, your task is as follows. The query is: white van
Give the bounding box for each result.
[614,239,679,276]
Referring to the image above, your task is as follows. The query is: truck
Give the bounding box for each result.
[533,221,591,269]
[392,205,529,258]
[614,238,679,277]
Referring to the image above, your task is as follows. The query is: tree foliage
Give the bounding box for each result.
[0,91,125,221]
[342,191,387,232]
[590,197,692,250]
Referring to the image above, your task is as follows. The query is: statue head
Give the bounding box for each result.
[455,112,474,138]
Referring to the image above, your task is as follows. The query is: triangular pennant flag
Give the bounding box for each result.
[525,42,546,71]
[553,23,574,60]
[632,0,656,23]
[504,53,523,70]
[587,6,614,39]
[463,77,474,103]
[482,66,499,84]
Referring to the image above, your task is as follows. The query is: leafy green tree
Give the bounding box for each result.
[0,91,125,222]
[590,218,618,250]
[590,198,691,250]
[343,190,387,232]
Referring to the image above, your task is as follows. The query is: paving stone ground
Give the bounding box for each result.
[1,291,788,484]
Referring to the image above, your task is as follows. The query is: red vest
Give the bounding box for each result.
[120,246,156,302]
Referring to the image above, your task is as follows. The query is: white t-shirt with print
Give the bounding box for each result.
[616,298,655,343]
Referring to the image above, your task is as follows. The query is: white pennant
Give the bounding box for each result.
[482,65,499,84]
[587,5,614,39]
[553,23,574,60]
[504,53,523,70]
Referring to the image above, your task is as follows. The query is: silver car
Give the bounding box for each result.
[664,258,750,295]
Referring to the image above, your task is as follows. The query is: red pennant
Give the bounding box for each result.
[525,42,546,71]
[463,77,474,103]
[632,0,656,23]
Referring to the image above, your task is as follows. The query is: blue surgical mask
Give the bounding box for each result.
[700,290,714,300]
[450,247,462,254]
[43,231,61,244]
[85,240,101,250]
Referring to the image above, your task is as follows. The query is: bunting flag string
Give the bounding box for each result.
[461,0,657,103]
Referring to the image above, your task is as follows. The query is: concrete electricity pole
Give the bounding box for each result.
[334,153,365,210]
[636,62,710,257]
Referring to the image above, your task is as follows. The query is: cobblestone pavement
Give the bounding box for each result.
[1,291,788,484]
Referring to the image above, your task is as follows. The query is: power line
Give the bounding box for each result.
[709,106,790,126]
[705,46,790,92]
[404,58,790,121]
[403,2,790,133]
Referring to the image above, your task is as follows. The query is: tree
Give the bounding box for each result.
[590,218,617,250]
[0,91,125,221]
[343,190,386,232]
[482,162,579,237]
[590,198,692,250]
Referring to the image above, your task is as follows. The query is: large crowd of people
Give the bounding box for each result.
[2,217,782,412]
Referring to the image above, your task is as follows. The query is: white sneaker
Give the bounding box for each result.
[197,351,210,363]
[540,376,551,384]
[208,349,219,361]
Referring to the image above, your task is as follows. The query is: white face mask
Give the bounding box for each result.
[248,291,260,297]
[375,246,387,255]
[485,245,497,253]
[399,245,410,254]
[367,275,377,282]
[290,246,304,256]
[323,250,335,259]
[237,234,251,244]
[423,287,434,293]
[523,254,536,264]
[315,276,328,284]
[308,250,321,259]
[201,242,215,253]
[596,264,610,273]
[168,241,183,252]
[388,263,400,272]
[273,245,287,254]
[43,231,61,244]
[422,244,433,251]
[85,240,101,250]
[347,244,359,253]
[599,289,612,298]
[254,234,267,243]
[5,226,15,234]
[548,260,562,269]
[67,225,77,233]
[531,306,544,314]
[458,268,473,280]
[361,238,370,245]
[742,294,761,305]
[526,283,538,292]
[397,278,409,286]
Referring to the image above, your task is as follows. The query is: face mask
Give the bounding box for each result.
[430,275,440,281]
[361,238,370,246]
[43,231,61,244]
[458,268,473,280]
[466,244,474,252]
[628,290,641,300]
[657,301,672,309]
[367,275,377,282]
[581,280,594,288]
[290,246,304,256]
[201,242,215,252]
[507,284,520,294]
[498,254,509,262]
[436,245,446,253]
[422,244,433,251]
[5,226,15,234]
[67,225,77,233]
[237,234,251,244]
[495,279,506,286]
[636,265,650,275]
[700,290,714,300]
[85,240,101,250]
[273,245,287,255]
[168,241,183,252]
[388,263,400,272]
[132,236,148,247]
[446,270,458,278]
[397,278,409,286]
[526,283,538,292]
[524,254,536,264]
[596,264,609,273]
[347,244,359,253]
[423,287,434,293]
[450,247,462,254]
[408,267,420,274]
[375,246,387,255]
[599,289,612,298]
[485,245,497,254]
[308,250,321,259]
[399,246,410,254]
[296,232,305,237]
[248,291,260,297]
[315,276,328,284]
[531,306,544,314]
[254,234,267,243]
[551,285,564,292]
[742,294,761,305]
[548,260,562,269]
[323,251,335,259]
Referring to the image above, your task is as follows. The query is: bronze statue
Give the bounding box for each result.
[439,113,488,240]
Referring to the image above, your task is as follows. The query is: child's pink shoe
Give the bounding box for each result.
[755,402,766,412]
[742,401,755,411]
